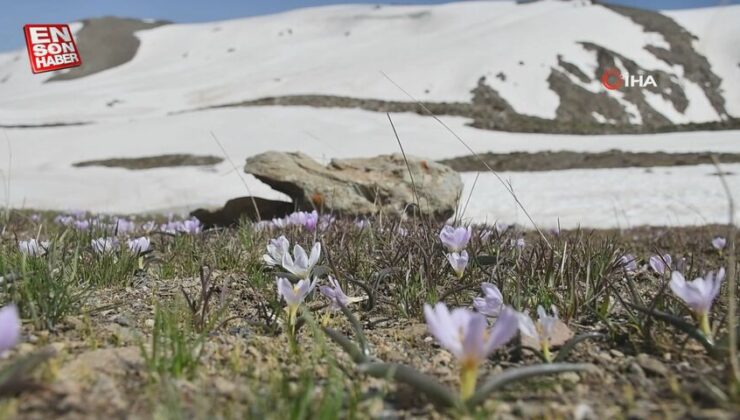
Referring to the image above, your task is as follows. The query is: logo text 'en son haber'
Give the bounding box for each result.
[23,24,82,74]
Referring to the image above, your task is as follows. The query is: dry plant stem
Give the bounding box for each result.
[386,113,421,215]
[710,155,739,391]
[210,131,262,221]
[379,71,552,250]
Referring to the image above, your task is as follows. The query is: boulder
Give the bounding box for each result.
[244,151,463,219]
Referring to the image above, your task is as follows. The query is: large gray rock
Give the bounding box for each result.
[244,151,463,219]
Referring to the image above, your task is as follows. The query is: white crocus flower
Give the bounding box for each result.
[263,235,290,266]
[281,242,321,279]
[518,305,560,362]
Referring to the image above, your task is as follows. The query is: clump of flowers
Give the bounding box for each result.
[439,225,471,278]
[18,239,49,257]
[424,303,519,400]
[517,305,560,362]
[473,282,504,317]
[669,268,724,340]
[0,304,20,354]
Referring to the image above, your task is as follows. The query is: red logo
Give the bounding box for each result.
[600,67,623,90]
[23,24,82,74]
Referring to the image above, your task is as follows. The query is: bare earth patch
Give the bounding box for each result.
[72,154,224,170]
[438,150,740,172]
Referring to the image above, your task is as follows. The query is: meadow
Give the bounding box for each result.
[0,209,737,419]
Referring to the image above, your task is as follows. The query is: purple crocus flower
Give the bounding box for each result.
[281,243,321,279]
[141,221,157,233]
[649,254,672,275]
[18,239,49,257]
[319,276,362,310]
[180,218,202,235]
[0,304,21,353]
[670,268,724,337]
[511,238,526,249]
[114,218,136,235]
[439,225,472,252]
[711,237,726,251]
[424,303,519,399]
[473,282,504,317]
[263,236,290,266]
[73,219,90,230]
[619,254,638,273]
[446,251,469,278]
[277,276,317,333]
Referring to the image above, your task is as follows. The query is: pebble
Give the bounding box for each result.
[144,319,155,328]
[636,353,668,376]
[609,349,624,358]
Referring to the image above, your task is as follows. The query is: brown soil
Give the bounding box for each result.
[72,154,223,170]
[438,150,740,172]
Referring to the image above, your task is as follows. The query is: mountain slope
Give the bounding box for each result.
[0,0,738,131]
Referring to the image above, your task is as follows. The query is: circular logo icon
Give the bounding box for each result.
[601,67,623,90]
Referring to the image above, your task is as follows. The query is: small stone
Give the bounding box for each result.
[610,349,624,358]
[144,319,155,328]
[560,372,581,383]
[636,353,668,376]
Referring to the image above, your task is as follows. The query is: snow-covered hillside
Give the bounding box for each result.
[0,0,738,127]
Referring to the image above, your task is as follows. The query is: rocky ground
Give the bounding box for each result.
[0,211,738,419]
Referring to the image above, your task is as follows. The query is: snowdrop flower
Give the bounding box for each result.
[18,239,49,257]
[281,243,321,279]
[446,251,469,278]
[319,276,363,310]
[439,225,472,252]
[263,236,290,266]
[473,282,504,317]
[277,277,317,334]
[648,254,672,275]
[91,237,118,254]
[670,268,724,338]
[518,305,560,362]
[619,254,638,273]
[0,304,21,354]
[424,303,519,400]
[127,237,151,254]
[711,236,726,251]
